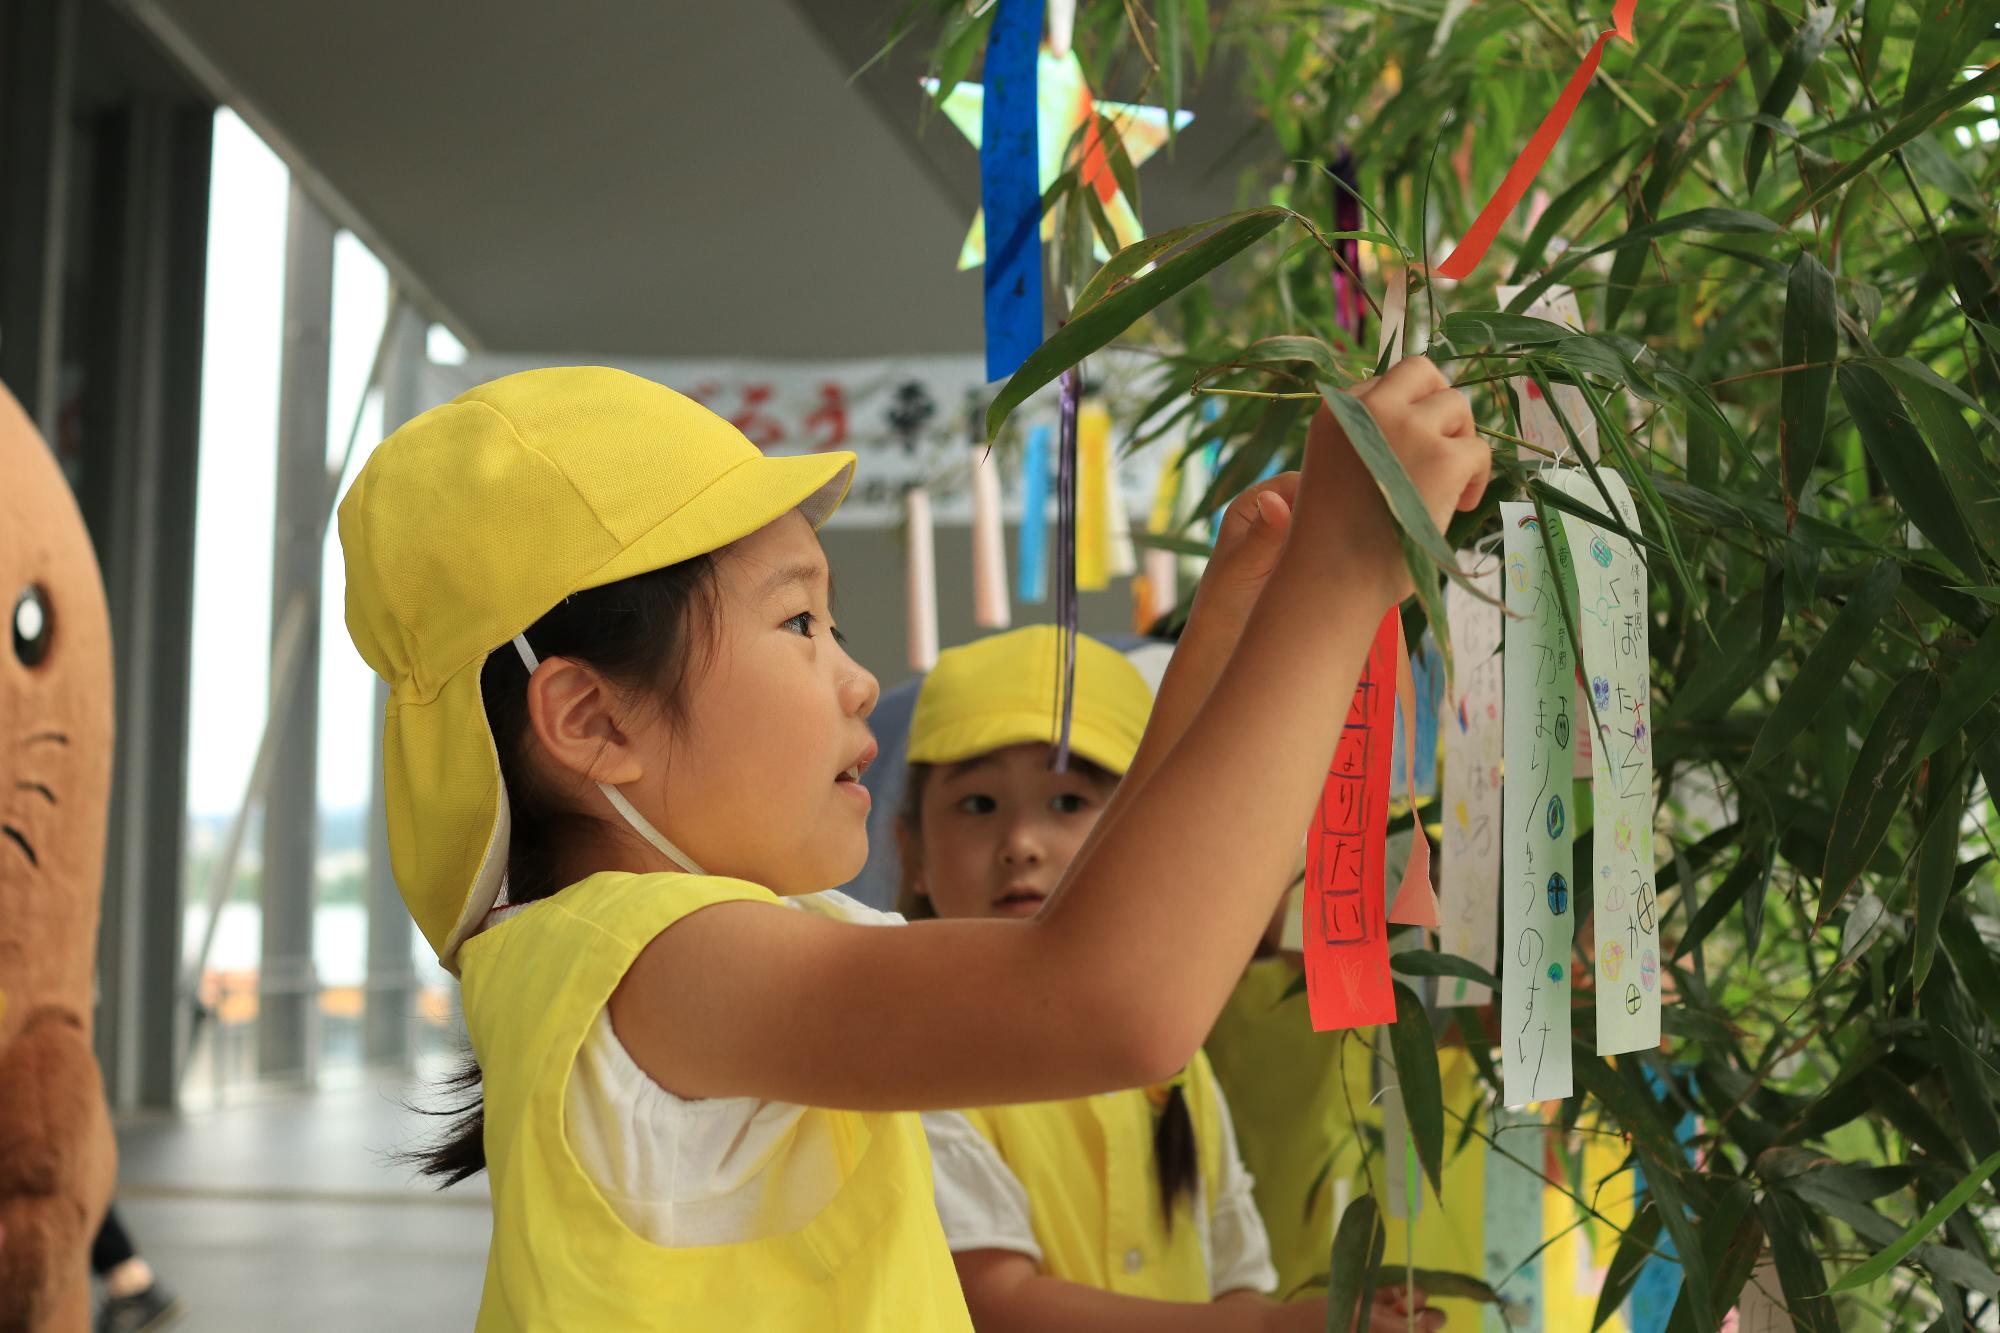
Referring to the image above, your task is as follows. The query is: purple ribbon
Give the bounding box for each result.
[1330,148,1363,342]
[1052,366,1080,771]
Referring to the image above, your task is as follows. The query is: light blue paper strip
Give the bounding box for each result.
[1016,422,1052,603]
[1626,1067,1699,1332]
[1483,1106,1546,1333]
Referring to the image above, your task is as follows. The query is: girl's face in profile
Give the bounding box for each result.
[629,511,881,894]
[908,743,1118,920]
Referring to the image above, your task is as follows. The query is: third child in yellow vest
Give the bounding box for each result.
[336,359,1487,1328]
[897,628,1445,1333]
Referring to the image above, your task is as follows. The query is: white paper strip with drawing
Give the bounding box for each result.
[1501,501,1577,1106]
[1547,468,1659,1055]
[1439,552,1504,1004]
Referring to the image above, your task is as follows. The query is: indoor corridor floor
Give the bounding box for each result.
[113,1072,488,1329]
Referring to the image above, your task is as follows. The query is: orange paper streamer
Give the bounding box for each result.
[1436,6,1637,281]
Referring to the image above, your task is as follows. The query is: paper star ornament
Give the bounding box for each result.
[925,45,1193,271]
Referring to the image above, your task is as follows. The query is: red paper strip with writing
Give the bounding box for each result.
[1306,610,1400,1030]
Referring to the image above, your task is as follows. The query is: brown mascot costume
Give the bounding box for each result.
[0,381,117,1332]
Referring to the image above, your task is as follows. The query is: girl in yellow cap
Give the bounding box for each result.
[896,627,1441,1332]
[338,359,1486,1330]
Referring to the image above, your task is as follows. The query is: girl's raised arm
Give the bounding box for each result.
[611,358,1487,1111]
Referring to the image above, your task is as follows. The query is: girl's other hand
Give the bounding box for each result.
[1366,1283,1445,1333]
[1248,1284,1445,1333]
[1194,471,1300,628]
[1296,357,1488,610]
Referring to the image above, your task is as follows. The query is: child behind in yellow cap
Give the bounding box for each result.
[338,360,1486,1329]
[898,627,1444,1332]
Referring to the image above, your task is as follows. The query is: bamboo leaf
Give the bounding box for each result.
[1780,254,1838,501]
[1924,970,2000,1165]
[1912,736,1965,991]
[1746,6,1838,189]
[989,208,1291,439]
[1919,618,2000,760]
[1437,311,1575,346]
[1388,980,1445,1200]
[1325,1194,1386,1333]
[1593,1204,1665,1330]
[1790,64,2000,218]
[1401,1269,1505,1305]
[1826,1149,2000,1293]
[1747,559,1901,771]
[1757,1192,1841,1333]
[1819,670,1940,924]
[1506,210,1782,314]
[1838,364,1986,583]
[1391,948,1500,993]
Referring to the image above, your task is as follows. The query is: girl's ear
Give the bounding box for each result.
[524,656,648,788]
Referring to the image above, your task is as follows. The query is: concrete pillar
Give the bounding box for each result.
[258,181,334,1080]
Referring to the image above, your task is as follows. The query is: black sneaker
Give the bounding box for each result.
[96,1285,184,1333]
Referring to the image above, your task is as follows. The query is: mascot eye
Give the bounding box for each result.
[12,585,51,668]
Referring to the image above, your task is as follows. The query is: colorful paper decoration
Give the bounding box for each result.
[1437,0,1639,279]
[1497,282,1600,785]
[1304,610,1400,1030]
[1495,284,1600,464]
[1017,422,1053,603]
[1548,471,1657,1053]
[1387,625,1440,929]
[1075,397,1113,590]
[1440,552,1504,1005]
[971,443,1012,629]
[1627,1067,1699,1331]
[1482,1107,1547,1332]
[926,48,1195,275]
[1500,502,1576,1105]
[977,0,1046,382]
[1045,0,1076,56]
[906,486,939,671]
[1392,632,1443,797]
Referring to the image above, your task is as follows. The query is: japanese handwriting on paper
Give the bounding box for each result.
[1500,505,1575,1105]
[1305,612,1400,1030]
[1439,561,1502,1010]
[1546,469,1659,1055]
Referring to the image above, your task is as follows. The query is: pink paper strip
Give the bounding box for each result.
[906,486,939,670]
[970,446,1011,629]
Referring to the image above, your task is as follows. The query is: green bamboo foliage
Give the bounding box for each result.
[909,0,1999,1325]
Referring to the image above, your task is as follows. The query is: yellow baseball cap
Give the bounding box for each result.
[339,366,853,970]
[907,626,1152,777]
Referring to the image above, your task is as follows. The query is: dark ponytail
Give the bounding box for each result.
[1153,1082,1200,1231]
[407,557,719,1186]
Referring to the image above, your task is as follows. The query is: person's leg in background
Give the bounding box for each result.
[90,1206,183,1333]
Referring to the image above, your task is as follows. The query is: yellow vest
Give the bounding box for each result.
[958,1052,1227,1300]
[457,871,973,1331]
[1205,959,1375,1296]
